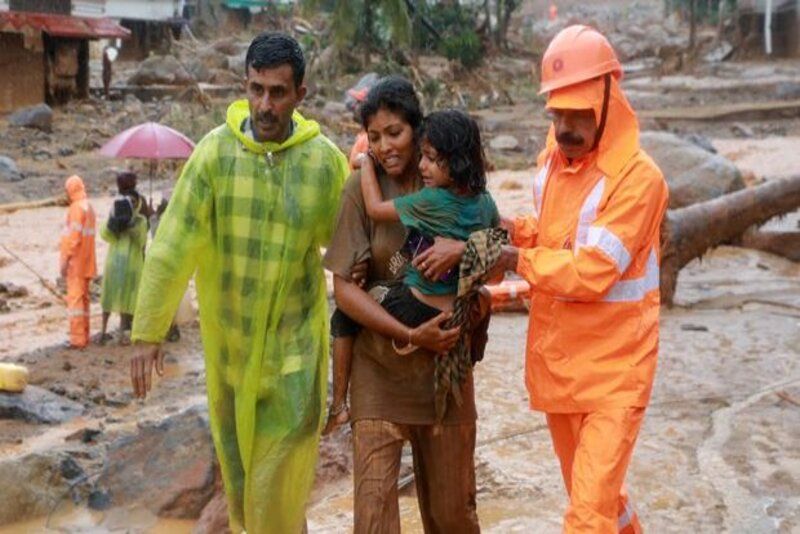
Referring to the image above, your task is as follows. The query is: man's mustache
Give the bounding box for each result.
[556,131,585,146]
[256,112,278,124]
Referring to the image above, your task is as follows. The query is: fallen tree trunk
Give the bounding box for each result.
[0,196,66,214]
[738,229,800,262]
[661,175,800,305]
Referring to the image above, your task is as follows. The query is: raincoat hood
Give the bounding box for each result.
[545,75,639,178]
[226,99,320,154]
[65,175,87,202]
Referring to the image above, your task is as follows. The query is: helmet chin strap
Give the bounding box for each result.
[591,73,611,151]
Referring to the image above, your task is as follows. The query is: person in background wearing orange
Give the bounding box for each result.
[347,86,370,170]
[60,175,97,349]
[489,26,669,533]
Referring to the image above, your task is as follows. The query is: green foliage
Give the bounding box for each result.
[441,31,483,69]
[300,0,411,53]
[412,3,485,68]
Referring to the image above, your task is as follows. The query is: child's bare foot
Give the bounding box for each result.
[322,403,350,435]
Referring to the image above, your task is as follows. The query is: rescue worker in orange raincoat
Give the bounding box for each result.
[60,175,97,348]
[491,25,669,533]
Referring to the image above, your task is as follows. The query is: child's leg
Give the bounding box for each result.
[323,335,353,435]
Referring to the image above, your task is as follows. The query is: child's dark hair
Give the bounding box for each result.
[421,110,487,195]
[245,32,305,87]
[359,76,423,134]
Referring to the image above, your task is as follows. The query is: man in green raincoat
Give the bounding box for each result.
[129,32,348,533]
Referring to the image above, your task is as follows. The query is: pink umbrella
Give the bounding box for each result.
[100,121,195,159]
[99,122,195,206]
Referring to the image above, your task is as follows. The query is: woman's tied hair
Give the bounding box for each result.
[359,75,423,134]
[421,110,487,195]
[245,32,306,88]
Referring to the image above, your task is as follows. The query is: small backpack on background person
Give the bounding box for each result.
[107,195,134,234]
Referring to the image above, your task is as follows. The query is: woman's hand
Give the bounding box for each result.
[412,237,466,281]
[409,312,460,354]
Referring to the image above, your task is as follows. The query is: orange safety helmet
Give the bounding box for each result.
[539,25,623,95]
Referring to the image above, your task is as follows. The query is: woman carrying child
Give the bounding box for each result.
[323,76,496,533]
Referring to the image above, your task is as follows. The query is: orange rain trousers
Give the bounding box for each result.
[546,408,644,534]
[66,277,91,347]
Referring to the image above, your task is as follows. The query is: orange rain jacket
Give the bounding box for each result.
[513,76,669,413]
[60,175,97,279]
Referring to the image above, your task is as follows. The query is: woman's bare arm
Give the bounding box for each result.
[333,275,459,354]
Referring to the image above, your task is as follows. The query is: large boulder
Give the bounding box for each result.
[0,452,77,526]
[8,104,53,132]
[640,131,745,209]
[128,55,193,86]
[96,404,217,518]
[0,385,84,424]
[0,156,23,182]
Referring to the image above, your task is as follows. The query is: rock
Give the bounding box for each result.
[8,104,53,132]
[0,155,23,182]
[58,146,75,157]
[683,133,717,154]
[128,55,193,86]
[208,68,241,86]
[60,456,84,480]
[4,283,29,298]
[0,298,8,313]
[490,135,520,151]
[775,82,800,100]
[0,452,74,525]
[212,37,244,56]
[185,59,212,83]
[0,385,84,424]
[639,131,744,208]
[321,101,348,120]
[88,489,112,510]
[197,46,229,71]
[65,426,102,443]
[32,149,52,161]
[193,478,229,534]
[226,51,247,75]
[731,122,754,139]
[96,404,217,518]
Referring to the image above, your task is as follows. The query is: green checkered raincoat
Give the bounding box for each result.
[100,213,147,315]
[132,99,348,533]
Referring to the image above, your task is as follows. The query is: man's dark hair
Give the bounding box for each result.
[359,76,423,133]
[245,32,306,87]
[421,109,487,195]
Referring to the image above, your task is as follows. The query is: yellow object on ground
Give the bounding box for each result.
[0,363,29,393]
[132,100,348,533]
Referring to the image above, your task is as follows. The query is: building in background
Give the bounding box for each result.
[0,1,129,112]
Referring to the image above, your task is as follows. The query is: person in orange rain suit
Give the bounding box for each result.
[347,87,370,170]
[491,25,669,533]
[60,175,97,348]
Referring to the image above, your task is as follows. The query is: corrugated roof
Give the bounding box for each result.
[0,11,130,39]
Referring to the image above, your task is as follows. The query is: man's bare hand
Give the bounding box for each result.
[412,237,466,281]
[410,312,460,354]
[499,216,515,242]
[350,260,369,288]
[487,245,519,282]
[130,342,165,399]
